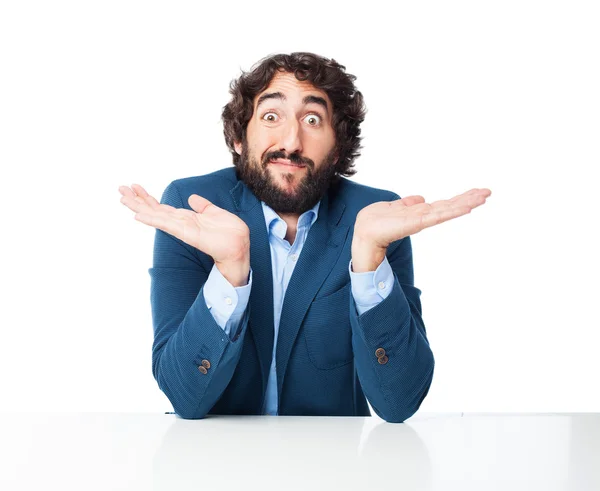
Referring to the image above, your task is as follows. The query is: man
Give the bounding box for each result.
[119,52,491,422]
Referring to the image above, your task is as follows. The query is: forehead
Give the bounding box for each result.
[254,71,332,108]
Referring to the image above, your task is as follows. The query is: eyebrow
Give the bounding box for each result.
[256,91,330,116]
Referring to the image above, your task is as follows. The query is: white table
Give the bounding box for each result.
[1,412,597,490]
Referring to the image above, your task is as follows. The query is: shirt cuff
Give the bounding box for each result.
[349,255,394,315]
[203,263,252,331]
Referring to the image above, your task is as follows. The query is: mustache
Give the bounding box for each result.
[263,151,313,168]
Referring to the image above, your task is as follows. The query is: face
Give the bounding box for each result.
[234,71,339,215]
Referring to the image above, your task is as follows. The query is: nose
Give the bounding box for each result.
[278,118,303,156]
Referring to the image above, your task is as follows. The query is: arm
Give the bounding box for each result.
[348,234,434,423]
[347,186,491,422]
[148,182,251,419]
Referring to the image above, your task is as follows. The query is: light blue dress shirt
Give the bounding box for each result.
[202,199,395,415]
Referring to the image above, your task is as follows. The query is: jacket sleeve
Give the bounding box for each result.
[348,231,435,423]
[203,262,253,340]
[348,256,394,314]
[148,181,251,419]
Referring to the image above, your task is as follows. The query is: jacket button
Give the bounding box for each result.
[201,359,211,369]
[198,365,208,374]
[378,355,389,365]
[375,348,386,358]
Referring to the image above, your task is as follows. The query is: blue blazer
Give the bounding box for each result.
[149,167,434,422]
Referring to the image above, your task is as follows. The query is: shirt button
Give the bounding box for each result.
[198,366,208,374]
[225,297,232,305]
[378,355,389,365]
[201,359,211,369]
[375,348,386,358]
[378,281,386,290]
[289,253,298,262]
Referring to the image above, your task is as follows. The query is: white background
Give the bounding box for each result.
[1,0,598,416]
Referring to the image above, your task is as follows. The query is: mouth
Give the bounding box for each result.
[269,158,306,168]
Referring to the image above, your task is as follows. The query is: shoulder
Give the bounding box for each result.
[160,167,238,209]
[333,176,401,213]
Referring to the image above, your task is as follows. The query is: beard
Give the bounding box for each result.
[235,137,339,215]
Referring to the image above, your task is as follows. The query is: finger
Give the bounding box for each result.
[408,200,475,223]
[130,183,150,197]
[466,188,491,199]
[118,185,146,207]
[120,185,177,213]
[120,193,153,214]
[448,188,492,204]
[432,191,488,211]
[118,185,136,198]
[131,183,163,209]
[419,205,472,229]
[431,189,477,207]
[456,193,488,210]
[134,212,170,231]
[188,194,216,214]
[403,188,488,210]
[134,210,185,237]
[444,188,480,204]
[403,202,433,216]
[400,189,491,211]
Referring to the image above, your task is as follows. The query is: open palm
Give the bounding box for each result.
[119,184,250,263]
[355,188,492,248]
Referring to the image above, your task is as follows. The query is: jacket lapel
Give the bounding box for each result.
[230,180,274,398]
[229,178,350,406]
[275,188,349,400]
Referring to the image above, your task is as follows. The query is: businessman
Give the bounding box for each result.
[119,52,491,422]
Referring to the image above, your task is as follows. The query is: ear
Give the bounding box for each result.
[234,141,242,155]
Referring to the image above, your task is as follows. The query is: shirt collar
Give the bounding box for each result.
[261,200,321,240]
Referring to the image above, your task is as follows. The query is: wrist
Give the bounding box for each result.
[215,251,250,287]
[351,236,386,273]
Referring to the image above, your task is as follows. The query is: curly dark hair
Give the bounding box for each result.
[221,52,366,178]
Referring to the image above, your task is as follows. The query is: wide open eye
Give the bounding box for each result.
[262,112,279,122]
[303,113,322,126]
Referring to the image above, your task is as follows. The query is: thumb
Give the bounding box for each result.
[398,195,425,207]
[188,194,214,214]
